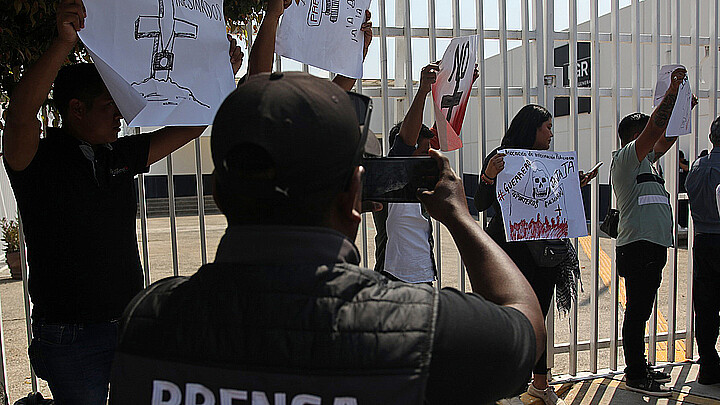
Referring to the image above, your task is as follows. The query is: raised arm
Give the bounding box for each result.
[634,68,686,162]
[651,94,697,161]
[395,63,439,147]
[2,0,85,171]
[145,35,245,166]
[247,0,292,76]
[332,10,373,91]
[419,150,546,363]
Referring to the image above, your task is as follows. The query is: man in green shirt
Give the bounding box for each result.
[610,68,687,397]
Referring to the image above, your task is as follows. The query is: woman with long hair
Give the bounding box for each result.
[474,104,594,405]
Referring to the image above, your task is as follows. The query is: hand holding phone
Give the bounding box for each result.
[362,156,440,203]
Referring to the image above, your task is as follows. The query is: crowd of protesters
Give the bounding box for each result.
[1,0,720,404]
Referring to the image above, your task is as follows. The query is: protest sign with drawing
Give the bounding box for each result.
[78,0,236,126]
[431,35,478,152]
[653,64,693,137]
[496,149,588,242]
[276,0,372,79]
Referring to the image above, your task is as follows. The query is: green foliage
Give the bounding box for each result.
[0,0,267,113]
[0,218,19,254]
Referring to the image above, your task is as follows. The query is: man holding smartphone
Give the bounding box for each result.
[110,72,545,405]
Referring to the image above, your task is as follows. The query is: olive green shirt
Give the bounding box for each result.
[611,140,673,247]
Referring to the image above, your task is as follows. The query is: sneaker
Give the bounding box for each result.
[527,384,566,405]
[647,364,671,383]
[497,396,524,405]
[625,374,672,397]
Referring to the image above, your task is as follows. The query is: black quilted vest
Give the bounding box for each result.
[110,227,438,405]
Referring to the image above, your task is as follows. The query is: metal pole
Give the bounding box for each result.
[477,0,488,232]
[378,0,391,153]
[521,0,530,105]
[499,0,510,133]
[610,0,621,371]
[544,0,555,370]
[194,137,207,265]
[135,127,151,287]
[568,0,579,376]
[589,0,601,374]
[453,0,465,292]
[166,154,179,277]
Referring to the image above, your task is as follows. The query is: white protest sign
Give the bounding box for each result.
[496,149,587,242]
[78,0,236,126]
[431,35,478,151]
[276,0,371,79]
[653,64,692,137]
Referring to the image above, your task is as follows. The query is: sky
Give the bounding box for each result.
[238,0,635,79]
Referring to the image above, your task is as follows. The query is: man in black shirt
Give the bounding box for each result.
[1,0,243,403]
[110,71,545,404]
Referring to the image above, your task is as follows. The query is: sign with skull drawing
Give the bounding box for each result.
[495,149,588,242]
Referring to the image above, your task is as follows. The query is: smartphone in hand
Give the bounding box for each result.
[361,157,439,203]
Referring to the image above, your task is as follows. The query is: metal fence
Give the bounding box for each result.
[4,0,720,398]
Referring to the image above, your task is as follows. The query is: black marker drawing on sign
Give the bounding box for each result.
[132,0,210,108]
[307,0,340,26]
[441,41,470,121]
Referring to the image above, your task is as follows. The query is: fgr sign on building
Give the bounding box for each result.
[554,42,591,117]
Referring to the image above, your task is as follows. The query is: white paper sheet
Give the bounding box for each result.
[431,35,478,152]
[276,0,372,79]
[496,149,588,242]
[78,0,236,126]
[653,64,692,137]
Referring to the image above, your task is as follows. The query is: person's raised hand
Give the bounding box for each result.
[692,94,699,110]
[267,0,293,19]
[484,153,505,179]
[227,34,244,75]
[57,0,86,45]
[419,62,440,94]
[417,149,471,225]
[579,169,598,187]
[668,68,687,94]
[361,10,373,59]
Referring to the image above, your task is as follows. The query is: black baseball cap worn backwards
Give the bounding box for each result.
[212,72,380,200]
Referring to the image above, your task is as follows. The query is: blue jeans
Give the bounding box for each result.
[29,320,119,405]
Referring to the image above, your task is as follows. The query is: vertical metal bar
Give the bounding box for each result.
[429,0,441,288]
[568,0,579,376]
[544,0,555,113]
[135,127,151,286]
[686,0,701,361]
[0,284,8,401]
[428,0,437,62]
[589,0,601,374]
[535,0,545,106]
[166,154,179,276]
[404,0,413,106]
[194,137,207,265]
[378,0,391,153]
[361,214,369,266]
[631,0,641,111]
[499,0,509,132]
[610,0,621,371]
[713,0,719,121]
[666,0,682,364]
[477,0,488,231]
[452,0,465,292]
[521,0,531,105]
[544,0,555,370]
[648,0,662,366]
[18,217,37,392]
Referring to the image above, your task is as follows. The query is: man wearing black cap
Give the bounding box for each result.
[685,116,720,385]
[110,72,545,405]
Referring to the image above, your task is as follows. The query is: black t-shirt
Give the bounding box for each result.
[3,128,151,323]
[426,288,536,404]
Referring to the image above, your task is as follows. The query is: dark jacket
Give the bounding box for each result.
[110,226,438,405]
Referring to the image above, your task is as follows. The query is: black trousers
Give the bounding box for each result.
[499,239,556,376]
[693,233,720,369]
[616,240,667,380]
